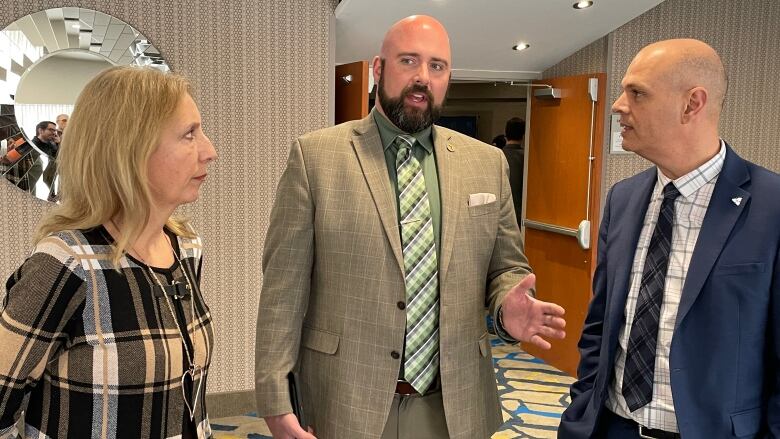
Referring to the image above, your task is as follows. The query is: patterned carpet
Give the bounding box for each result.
[211,337,574,438]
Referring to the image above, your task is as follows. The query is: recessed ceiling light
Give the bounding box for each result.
[513,43,530,51]
[573,1,594,9]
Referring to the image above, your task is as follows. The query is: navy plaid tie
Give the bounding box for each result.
[622,182,680,412]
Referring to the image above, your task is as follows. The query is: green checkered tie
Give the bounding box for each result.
[395,134,439,394]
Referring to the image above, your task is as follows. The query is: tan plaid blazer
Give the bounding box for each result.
[255,115,531,439]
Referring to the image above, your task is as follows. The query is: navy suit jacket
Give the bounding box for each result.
[559,145,780,439]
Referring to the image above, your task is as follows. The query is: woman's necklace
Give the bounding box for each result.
[109,220,204,422]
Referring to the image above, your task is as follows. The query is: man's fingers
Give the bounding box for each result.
[541,301,566,316]
[539,325,566,340]
[547,316,567,329]
[292,424,316,439]
[265,414,316,439]
[528,334,552,350]
[300,428,317,439]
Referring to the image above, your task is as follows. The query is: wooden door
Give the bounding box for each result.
[335,61,369,124]
[523,74,606,377]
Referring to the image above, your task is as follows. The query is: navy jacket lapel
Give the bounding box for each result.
[605,168,656,346]
[675,145,750,327]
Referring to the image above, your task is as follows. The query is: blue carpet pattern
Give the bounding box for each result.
[211,337,574,438]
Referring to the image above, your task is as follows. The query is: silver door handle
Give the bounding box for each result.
[524,219,591,250]
[524,220,577,236]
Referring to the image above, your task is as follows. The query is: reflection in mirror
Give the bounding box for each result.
[0,7,169,202]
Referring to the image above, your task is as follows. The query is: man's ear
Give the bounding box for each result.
[682,87,708,123]
[372,56,382,84]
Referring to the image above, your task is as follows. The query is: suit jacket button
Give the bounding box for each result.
[390,350,400,360]
[397,301,406,310]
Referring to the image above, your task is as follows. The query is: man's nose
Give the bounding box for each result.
[414,64,430,85]
[612,92,627,114]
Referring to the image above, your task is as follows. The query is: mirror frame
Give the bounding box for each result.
[0,7,170,202]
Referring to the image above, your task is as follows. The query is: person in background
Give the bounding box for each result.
[31,121,58,158]
[491,133,506,148]
[30,121,61,193]
[559,39,780,439]
[55,113,69,132]
[0,66,217,439]
[502,117,525,229]
[255,15,566,439]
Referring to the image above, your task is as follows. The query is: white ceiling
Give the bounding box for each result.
[335,0,666,81]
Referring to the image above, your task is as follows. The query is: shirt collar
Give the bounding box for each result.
[372,107,434,154]
[656,139,726,200]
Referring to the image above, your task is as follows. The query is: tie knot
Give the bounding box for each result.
[663,182,680,200]
[395,135,416,160]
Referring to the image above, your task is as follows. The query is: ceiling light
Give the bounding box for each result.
[573,1,594,9]
[512,43,530,51]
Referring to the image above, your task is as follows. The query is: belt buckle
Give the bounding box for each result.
[395,380,417,396]
[639,425,673,439]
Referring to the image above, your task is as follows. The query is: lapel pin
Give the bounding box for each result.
[446,142,454,152]
[731,197,742,206]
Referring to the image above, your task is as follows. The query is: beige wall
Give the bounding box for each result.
[0,0,337,396]
[544,0,780,196]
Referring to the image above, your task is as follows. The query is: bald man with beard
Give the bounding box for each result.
[559,39,780,439]
[255,15,566,439]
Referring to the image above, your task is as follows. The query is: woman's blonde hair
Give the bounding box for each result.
[35,66,195,263]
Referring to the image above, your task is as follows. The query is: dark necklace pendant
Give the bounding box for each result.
[153,279,191,300]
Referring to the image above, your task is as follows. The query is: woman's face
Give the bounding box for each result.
[147,94,216,210]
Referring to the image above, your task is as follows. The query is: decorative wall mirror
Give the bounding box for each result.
[0,7,169,201]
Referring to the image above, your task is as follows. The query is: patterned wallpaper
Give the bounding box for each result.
[0,0,338,394]
[542,37,607,80]
[544,0,780,192]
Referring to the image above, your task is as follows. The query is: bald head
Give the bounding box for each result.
[372,15,452,133]
[613,38,726,177]
[633,39,727,116]
[380,15,451,62]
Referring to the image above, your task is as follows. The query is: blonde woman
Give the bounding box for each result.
[0,66,217,439]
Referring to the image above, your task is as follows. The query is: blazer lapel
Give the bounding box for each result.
[351,116,405,271]
[605,169,656,345]
[432,127,459,284]
[675,146,750,328]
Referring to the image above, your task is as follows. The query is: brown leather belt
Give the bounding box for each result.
[394,380,418,395]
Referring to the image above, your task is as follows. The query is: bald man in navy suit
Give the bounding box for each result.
[559,39,780,439]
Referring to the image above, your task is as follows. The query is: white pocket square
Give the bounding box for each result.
[468,193,496,206]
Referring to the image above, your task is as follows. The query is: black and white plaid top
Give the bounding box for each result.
[0,225,214,439]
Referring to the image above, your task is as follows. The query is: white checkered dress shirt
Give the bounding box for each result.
[606,141,727,432]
